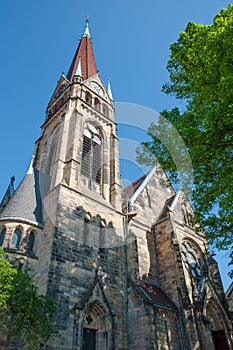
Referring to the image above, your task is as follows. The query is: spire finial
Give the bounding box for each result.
[10,176,15,185]
[107,78,113,100]
[67,17,97,81]
[83,16,91,38]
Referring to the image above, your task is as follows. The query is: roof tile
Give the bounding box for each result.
[140,280,177,311]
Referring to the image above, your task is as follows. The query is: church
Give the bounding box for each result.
[0,20,232,350]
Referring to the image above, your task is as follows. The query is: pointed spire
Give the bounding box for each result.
[82,17,91,38]
[67,18,98,82]
[107,78,113,100]
[74,59,82,77]
[0,176,15,213]
[27,155,35,175]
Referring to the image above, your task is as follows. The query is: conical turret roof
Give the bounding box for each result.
[0,158,44,225]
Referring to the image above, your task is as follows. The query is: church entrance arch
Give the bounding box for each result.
[205,298,229,350]
[82,300,111,350]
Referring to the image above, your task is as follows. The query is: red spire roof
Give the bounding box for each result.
[67,19,98,82]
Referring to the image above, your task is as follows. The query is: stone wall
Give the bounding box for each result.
[43,184,126,349]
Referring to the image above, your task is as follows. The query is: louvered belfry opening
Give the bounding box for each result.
[81,123,102,185]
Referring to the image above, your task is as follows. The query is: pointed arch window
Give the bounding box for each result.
[85,91,92,105]
[81,123,102,184]
[0,228,6,246]
[45,139,56,175]
[94,98,100,111]
[11,228,21,248]
[27,231,35,253]
[102,104,109,116]
[181,240,203,280]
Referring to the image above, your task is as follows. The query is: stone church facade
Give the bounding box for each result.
[0,20,232,350]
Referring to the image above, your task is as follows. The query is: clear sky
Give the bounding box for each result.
[0,1,231,290]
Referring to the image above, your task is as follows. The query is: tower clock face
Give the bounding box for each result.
[90,81,103,96]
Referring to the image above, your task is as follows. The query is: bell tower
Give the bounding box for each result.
[1,18,232,350]
[34,18,122,210]
[30,20,125,349]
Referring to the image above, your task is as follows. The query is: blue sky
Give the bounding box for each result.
[0,1,231,289]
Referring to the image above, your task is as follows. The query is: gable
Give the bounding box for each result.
[85,74,113,104]
[124,167,175,226]
[47,74,70,108]
[169,189,194,226]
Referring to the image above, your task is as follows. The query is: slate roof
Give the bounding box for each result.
[140,280,177,311]
[0,177,15,213]
[0,168,46,225]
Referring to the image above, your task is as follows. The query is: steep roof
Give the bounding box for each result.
[140,280,177,311]
[157,195,176,221]
[0,176,15,213]
[123,166,175,203]
[0,161,43,225]
[66,19,98,82]
[123,173,147,199]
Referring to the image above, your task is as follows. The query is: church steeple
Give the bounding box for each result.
[66,18,98,82]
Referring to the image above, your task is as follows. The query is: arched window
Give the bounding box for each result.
[0,228,6,246]
[181,240,203,280]
[27,232,35,253]
[102,104,109,116]
[94,98,100,111]
[11,228,21,248]
[85,91,92,105]
[81,123,102,184]
[45,139,56,175]
[182,209,188,224]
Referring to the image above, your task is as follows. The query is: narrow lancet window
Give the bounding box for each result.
[12,228,21,248]
[27,232,35,253]
[0,228,6,246]
[94,98,100,111]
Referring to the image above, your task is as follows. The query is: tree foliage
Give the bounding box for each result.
[137,5,233,275]
[0,249,56,349]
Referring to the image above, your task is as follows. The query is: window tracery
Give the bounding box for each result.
[181,240,206,298]
[181,241,203,280]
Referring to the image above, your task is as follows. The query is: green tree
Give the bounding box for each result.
[0,248,56,349]
[137,5,233,275]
